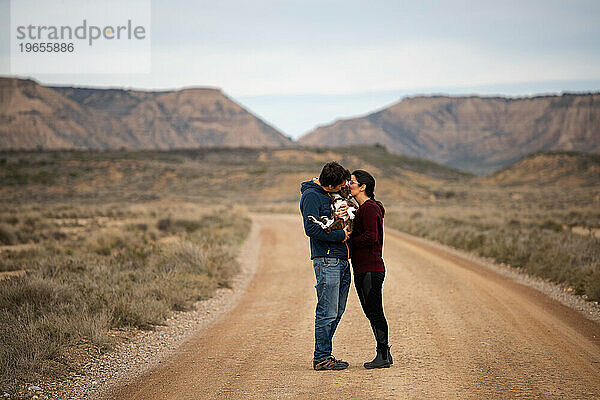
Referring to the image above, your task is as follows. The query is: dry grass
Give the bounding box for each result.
[0,201,250,394]
[386,191,600,302]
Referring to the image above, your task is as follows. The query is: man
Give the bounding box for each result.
[300,161,351,371]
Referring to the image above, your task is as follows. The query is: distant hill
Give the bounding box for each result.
[0,146,470,204]
[0,77,294,150]
[298,94,600,175]
[305,145,472,181]
[481,151,600,187]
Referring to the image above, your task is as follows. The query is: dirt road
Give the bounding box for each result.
[106,214,600,399]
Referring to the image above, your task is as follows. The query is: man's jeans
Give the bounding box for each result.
[312,257,351,361]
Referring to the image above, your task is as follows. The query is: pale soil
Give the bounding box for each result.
[104,214,600,400]
[570,226,600,239]
[0,243,39,252]
[0,270,26,280]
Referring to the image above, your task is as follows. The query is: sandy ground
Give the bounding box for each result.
[106,214,600,399]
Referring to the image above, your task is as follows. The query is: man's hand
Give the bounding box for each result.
[336,204,349,219]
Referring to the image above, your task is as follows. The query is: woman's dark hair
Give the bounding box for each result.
[352,169,385,217]
[320,161,351,188]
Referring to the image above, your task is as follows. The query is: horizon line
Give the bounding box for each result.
[2,74,599,99]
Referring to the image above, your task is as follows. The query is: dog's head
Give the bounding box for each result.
[338,185,351,199]
[332,198,347,209]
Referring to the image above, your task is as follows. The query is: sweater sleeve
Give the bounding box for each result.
[350,203,379,248]
[301,192,346,243]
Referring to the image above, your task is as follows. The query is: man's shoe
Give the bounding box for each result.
[331,356,349,368]
[364,347,391,369]
[313,356,349,370]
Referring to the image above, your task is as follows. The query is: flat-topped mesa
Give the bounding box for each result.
[299,93,600,175]
[0,77,294,150]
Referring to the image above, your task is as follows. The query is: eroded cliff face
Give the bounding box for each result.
[300,94,600,174]
[0,77,294,150]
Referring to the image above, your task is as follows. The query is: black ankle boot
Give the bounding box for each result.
[364,347,391,369]
[388,345,393,365]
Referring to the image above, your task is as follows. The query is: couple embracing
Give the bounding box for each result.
[300,161,392,371]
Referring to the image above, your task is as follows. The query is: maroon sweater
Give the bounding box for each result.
[350,199,385,274]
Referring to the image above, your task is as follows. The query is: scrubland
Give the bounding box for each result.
[0,193,249,392]
[386,183,600,303]
[1,147,598,394]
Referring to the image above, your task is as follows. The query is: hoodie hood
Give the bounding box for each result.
[300,179,325,194]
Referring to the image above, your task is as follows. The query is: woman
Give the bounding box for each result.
[347,170,392,369]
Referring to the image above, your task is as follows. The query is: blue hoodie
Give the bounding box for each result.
[300,179,350,260]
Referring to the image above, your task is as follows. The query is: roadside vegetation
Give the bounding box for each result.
[386,197,600,303]
[0,201,250,394]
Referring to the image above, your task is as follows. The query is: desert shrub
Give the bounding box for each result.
[157,217,171,231]
[127,222,148,232]
[0,223,17,245]
[508,219,521,227]
[84,228,140,255]
[3,216,19,225]
[156,213,250,245]
[584,267,600,301]
[192,214,252,246]
[539,219,563,232]
[174,219,202,233]
[51,231,68,241]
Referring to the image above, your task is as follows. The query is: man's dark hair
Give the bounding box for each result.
[319,161,350,188]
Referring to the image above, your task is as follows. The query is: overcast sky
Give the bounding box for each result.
[1,0,599,138]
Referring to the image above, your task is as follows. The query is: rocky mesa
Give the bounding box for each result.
[0,77,294,150]
[299,94,600,174]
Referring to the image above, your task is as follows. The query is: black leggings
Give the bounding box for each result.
[355,271,388,350]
